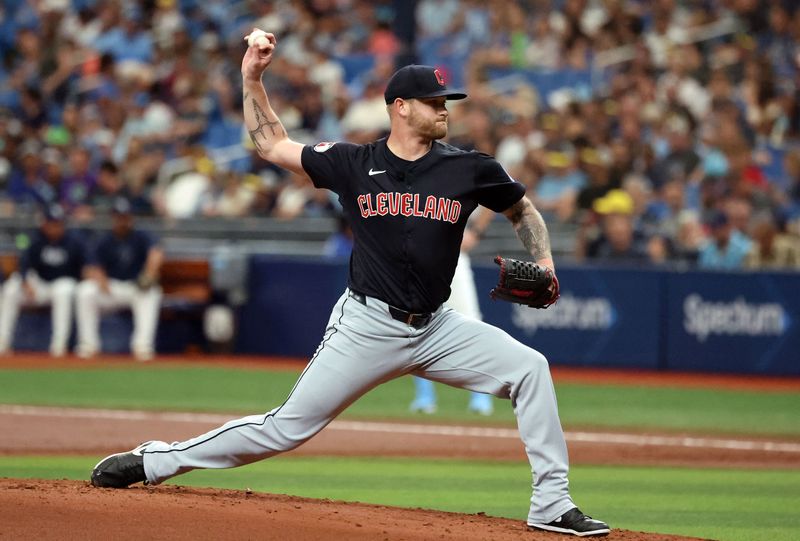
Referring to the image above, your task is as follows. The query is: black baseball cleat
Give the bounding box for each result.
[91,441,153,488]
[528,507,610,537]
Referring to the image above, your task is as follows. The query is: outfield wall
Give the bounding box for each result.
[10,256,798,375]
[236,257,799,376]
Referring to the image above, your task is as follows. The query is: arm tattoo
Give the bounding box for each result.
[509,200,552,261]
[248,98,285,151]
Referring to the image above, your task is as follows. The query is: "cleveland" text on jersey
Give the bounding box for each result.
[356,193,462,223]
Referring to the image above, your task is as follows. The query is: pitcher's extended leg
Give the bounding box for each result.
[143,292,411,484]
[412,308,573,524]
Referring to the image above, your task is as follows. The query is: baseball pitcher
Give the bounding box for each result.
[91,31,609,537]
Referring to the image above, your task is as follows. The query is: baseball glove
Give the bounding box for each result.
[490,256,560,309]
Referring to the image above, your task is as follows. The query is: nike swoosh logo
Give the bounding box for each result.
[368,168,386,176]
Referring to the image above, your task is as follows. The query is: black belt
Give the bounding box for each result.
[348,289,433,329]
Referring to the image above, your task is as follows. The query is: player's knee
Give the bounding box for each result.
[521,349,550,377]
[268,418,318,451]
[1,280,21,299]
[52,279,76,297]
[76,280,97,299]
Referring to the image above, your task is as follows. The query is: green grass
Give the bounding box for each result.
[1,365,798,436]
[2,455,799,541]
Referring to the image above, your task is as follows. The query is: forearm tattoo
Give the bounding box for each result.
[247,97,284,151]
[509,200,552,261]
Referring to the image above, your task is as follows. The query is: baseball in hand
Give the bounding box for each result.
[246,29,270,49]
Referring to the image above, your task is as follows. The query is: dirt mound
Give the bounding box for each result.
[0,479,705,541]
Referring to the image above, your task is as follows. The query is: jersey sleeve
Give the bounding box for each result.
[300,142,359,192]
[139,230,159,250]
[473,153,526,212]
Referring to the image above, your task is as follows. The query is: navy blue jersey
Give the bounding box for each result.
[19,231,88,281]
[301,138,525,312]
[90,229,157,280]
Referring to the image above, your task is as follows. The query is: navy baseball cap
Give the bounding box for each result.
[384,65,467,104]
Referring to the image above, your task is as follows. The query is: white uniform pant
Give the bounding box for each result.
[142,289,574,524]
[0,272,76,354]
[75,279,162,357]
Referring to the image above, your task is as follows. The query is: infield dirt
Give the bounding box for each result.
[1,479,709,541]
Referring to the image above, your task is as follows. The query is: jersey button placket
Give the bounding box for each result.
[402,171,413,314]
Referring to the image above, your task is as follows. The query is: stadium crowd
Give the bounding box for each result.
[1,0,799,269]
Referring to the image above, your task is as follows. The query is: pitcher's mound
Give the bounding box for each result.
[0,478,708,540]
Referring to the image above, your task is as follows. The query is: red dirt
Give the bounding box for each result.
[2,406,799,468]
[2,353,796,540]
[0,479,706,541]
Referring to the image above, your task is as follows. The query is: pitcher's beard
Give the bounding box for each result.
[430,122,448,139]
[409,111,448,140]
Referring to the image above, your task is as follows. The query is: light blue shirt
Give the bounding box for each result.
[93,29,153,63]
[535,171,586,203]
[698,231,753,270]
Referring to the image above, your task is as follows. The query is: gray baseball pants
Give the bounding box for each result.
[142,288,574,523]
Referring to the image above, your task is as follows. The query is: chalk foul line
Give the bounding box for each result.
[2,404,798,454]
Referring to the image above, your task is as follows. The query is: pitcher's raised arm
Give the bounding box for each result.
[241,30,304,175]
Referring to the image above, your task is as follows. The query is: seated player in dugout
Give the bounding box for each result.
[90,30,610,538]
[0,204,87,357]
[75,197,163,361]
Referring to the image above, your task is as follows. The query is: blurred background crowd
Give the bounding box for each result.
[1,0,800,270]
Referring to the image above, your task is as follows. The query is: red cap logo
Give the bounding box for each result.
[434,69,445,86]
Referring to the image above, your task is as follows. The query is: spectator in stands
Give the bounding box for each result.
[200,172,256,218]
[75,197,163,361]
[650,114,700,189]
[724,196,754,236]
[31,147,64,207]
[657,45,710,121]
[6,140,44,207]
[779,149,800,218]
[61,146,97,215]
[340,75,391,144]
[273,171,315,220]
[581,189,654,264]
[744,213,800,269]
[533,144,585,223]
[697,210,753,270]
[89,160,127,214]
[576,146,613,215]
[644,179,686,239]
[446,101,497,154]
[0,204,87,356]
[416,0,461,38]
[0,0,796,274]
[495,113,536,174]
[93,5,153,64]
[671,210,706,266]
